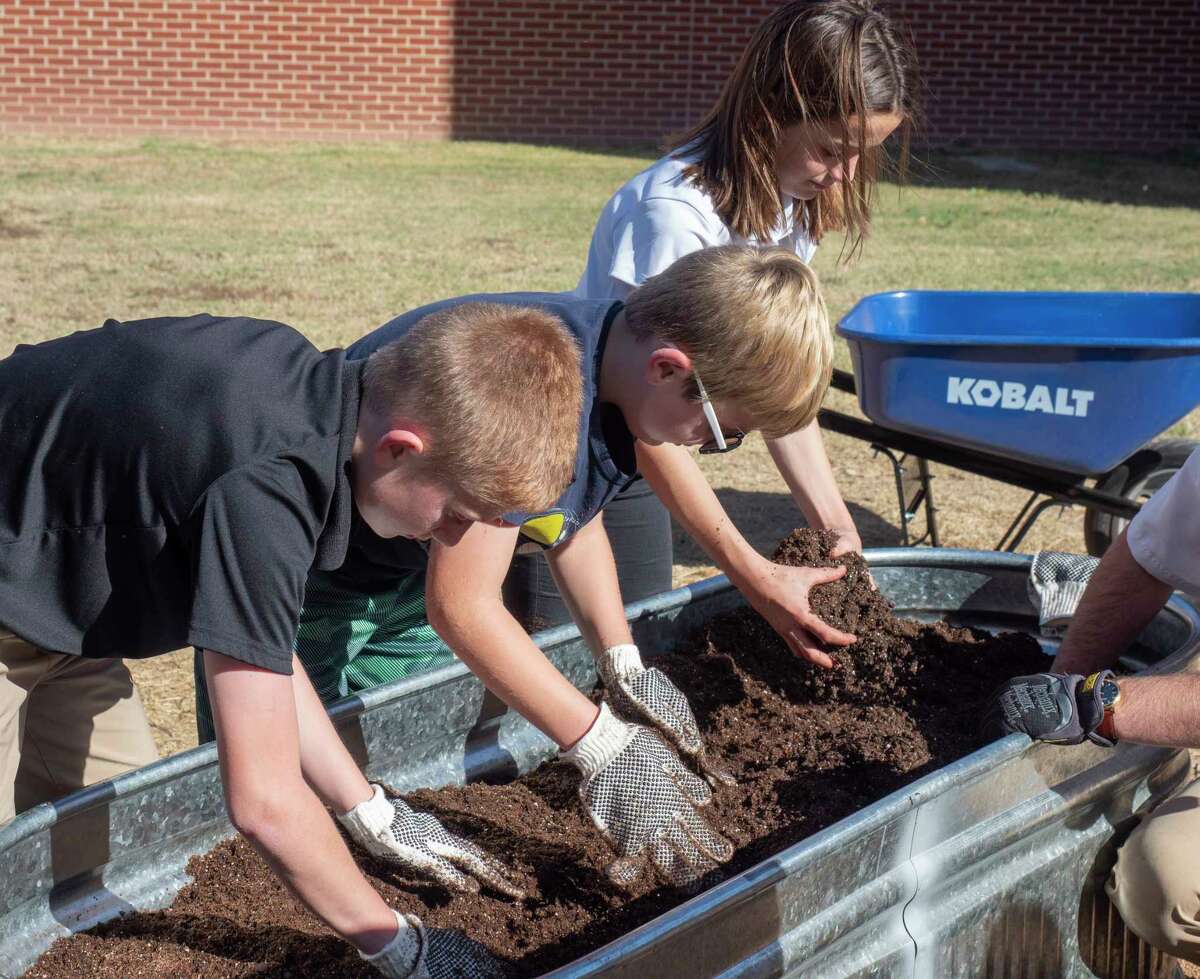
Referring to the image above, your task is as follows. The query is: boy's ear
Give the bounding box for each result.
[646,346,694,386]
[376,428,426,464]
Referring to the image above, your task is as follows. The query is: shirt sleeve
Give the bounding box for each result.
[186,458,324,673]
[608,197,716,292]
[1126,445,1200,597]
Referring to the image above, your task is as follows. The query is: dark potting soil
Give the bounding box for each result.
[29,530,1048,978]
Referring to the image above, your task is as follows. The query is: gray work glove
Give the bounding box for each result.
[597,644,733,786]
[339,784,525,899]
[562,703,734,890]
[361,910,505,979]
[1028,550,1099,635]
[984,670,1112,746]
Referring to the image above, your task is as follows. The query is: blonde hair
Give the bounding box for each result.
[363,303,583,514]
[624,245,832,439]
[672,0,919,258]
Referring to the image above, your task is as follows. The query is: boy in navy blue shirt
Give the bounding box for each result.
[255,245,853,895]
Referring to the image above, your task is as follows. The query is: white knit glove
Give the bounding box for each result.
[339,784,525,899]
[1028,550,1099,635]
[562,703,734,890]
[597,644,732,786]
[361,910,505,978]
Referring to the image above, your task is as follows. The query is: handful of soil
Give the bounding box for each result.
[29,529,1047,979]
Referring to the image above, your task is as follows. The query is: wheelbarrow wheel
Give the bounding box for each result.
[1084,437,1200,557]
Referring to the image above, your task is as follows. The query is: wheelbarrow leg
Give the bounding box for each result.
[996,493,1072,552]
[917,457,941,547]
[873,445,938,547]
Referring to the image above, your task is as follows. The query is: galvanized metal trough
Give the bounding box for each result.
[2,549,1197,979]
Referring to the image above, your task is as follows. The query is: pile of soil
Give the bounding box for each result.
[29,530,1047,978]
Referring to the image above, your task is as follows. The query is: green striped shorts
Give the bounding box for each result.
[194,568,454,743]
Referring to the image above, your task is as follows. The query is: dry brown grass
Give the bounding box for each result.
[4,136,1199,759]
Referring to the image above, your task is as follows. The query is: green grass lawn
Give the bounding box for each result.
[5,136,1195,755]
[3,138,1198,356]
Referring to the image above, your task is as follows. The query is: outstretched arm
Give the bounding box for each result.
[635,441,856,667]
[546,513,722,774]
[542,513,634,655]
[425,521,600,748]
[204,650,398,955]
[427,520,734,888]
[993,530,1195,751]
[766,421,861,557]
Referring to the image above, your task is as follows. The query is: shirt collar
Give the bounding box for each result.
[314,356,364,571]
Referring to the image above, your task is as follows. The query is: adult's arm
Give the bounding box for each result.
[425,522,600,748]
[1051,530,1173,675]
[204,650,397,955]
[1107,673,1200,747]
[1047,530,1190,748]
[635,441,856,667]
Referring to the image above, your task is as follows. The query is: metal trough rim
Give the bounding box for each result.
[543,549,1200,977]
[4,548,1199,978]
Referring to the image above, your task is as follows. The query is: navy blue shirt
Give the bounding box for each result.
[0,316,360,673]
[332,293,636,589]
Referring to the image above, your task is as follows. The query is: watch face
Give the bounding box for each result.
[1099,677,1120,710]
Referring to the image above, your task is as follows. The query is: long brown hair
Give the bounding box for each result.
[673,0,919,258]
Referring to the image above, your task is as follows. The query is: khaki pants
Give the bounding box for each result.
[0,629,158,825]
[1109,774,1200,963]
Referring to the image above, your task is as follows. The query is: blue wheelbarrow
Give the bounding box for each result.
[826,291,1200,553]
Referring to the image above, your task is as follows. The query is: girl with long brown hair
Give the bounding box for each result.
[550,0,921,664]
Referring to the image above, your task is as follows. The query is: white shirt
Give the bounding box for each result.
[574,150,817,300]
[1127,446,1200,598]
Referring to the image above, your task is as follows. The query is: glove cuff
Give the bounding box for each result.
[1077,669,1117,747]
[338,783,393,840]
[601,644,644,679]
[359,910,427,977]
[561,702,636,778]
[1028,550,1098,631]
[1038,581,1090,627]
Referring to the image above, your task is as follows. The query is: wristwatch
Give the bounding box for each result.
[1084,671,1122,743]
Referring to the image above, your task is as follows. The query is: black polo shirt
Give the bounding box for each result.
[0,315,360,674]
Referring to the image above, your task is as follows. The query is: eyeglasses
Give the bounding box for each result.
[693,371,745,454]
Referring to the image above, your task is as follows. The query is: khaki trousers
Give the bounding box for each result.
[0,629,158,825]
[1109,774,1200,963]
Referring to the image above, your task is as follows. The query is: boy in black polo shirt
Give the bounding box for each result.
[0,304,583,977]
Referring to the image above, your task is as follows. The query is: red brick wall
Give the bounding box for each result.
[2,1,1196,151]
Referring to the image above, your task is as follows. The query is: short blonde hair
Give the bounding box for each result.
[363,303,583,514]
[624,245,832,439]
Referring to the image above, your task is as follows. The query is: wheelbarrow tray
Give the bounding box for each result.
[838,291,1200,475]
[2,549,1198,978]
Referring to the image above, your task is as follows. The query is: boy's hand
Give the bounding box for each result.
[339,785,525,899]
[598,644,733,786]
[362,910,506,978]
[562,703,734,890]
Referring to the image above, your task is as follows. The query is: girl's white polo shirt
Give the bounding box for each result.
[575,150,817,301]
